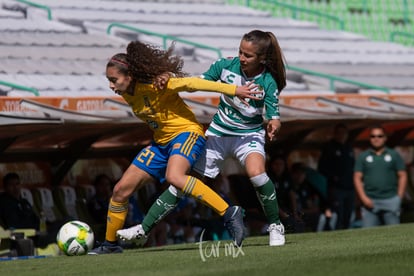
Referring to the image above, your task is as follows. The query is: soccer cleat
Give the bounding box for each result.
[87,241,123,255]
[116,224,147,244]
[223,206,245,247]
[268,223,285,246]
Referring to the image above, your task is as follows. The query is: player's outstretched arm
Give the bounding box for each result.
[154,74,262,105]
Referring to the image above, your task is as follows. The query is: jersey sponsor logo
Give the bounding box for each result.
[225,74,236,84]
[221,69,240,84]
[223,106,242,120]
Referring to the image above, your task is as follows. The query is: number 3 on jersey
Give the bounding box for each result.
[136,148,155,166]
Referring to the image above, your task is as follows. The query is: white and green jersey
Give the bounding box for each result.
[201,57,280,136]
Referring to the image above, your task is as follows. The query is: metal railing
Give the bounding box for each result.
[9,1,390,94]
[15,0,52,20]
[390,31,414,44]
[227,0,345,30]
[0,80,40,96]
[106,24,388,93]
[106,22,223,59]
[286,65,389,93]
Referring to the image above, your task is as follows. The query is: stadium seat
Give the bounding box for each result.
[54,186,79,220]
[76,184,96,202]
[54,185,96,226]
[20,187,38,215]
[32,187,63,224]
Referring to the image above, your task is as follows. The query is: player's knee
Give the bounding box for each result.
[112,183,131,202]
[165,173,185,189]
[168,185,184,198]
[250,172,270,187]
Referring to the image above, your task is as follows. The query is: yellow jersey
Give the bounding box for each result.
[122,77,236,145]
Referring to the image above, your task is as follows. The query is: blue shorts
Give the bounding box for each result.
[132,132,206,183]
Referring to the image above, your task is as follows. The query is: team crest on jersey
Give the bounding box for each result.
[225,74,236,84]
[384,154,392,162]
[247,82,264,99]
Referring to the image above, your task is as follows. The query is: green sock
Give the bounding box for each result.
[255,180,281,224]
[142,188,180,233]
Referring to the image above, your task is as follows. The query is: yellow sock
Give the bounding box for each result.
[182,176,229,216]
[105,199,129,242]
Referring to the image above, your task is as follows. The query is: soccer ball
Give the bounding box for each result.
[56,220,94,256]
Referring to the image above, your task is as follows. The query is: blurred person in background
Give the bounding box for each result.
[0,172,39,231]
[354,125,407,227]
[0,172,55,248]
[290,163,328,232]
[318,123,355,230]
[267,155,305,233]
[88,174,113,225]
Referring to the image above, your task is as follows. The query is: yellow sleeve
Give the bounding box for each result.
[166,77,236,96]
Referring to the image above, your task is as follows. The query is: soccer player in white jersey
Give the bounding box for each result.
[118,30,287,246]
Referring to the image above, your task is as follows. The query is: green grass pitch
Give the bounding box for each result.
[1,223,413,276]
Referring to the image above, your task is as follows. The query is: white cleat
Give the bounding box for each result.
[117,224,147,244]
[268,223,285,246]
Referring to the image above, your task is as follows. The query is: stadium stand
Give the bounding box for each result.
[0,0,127,97]
[1,0,413,95]
[233,0,414,47]
[0,0,413,155]
[0,0,413,136]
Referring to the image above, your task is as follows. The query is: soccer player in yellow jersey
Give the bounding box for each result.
[89,41,260,254]
[118,30,287,247]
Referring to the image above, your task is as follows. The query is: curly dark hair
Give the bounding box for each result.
[126,41,186,83]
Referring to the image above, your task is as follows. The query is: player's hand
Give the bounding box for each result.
[267,119,281,141]
[153,72,172,90]
[362,197,374,209]
[235,81,262,106]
